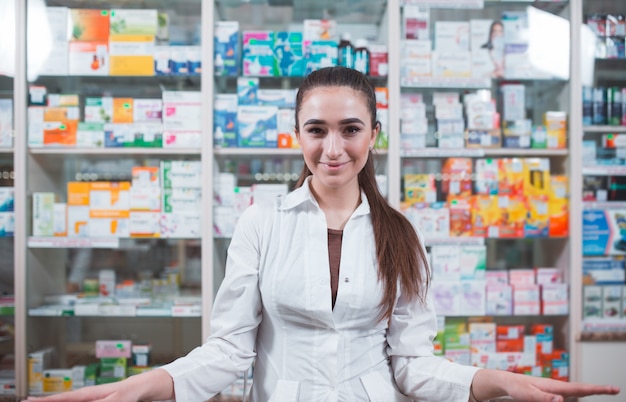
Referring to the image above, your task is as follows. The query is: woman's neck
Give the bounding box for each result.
[309,179,361,230]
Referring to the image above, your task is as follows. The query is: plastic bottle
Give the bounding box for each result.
[338,33,355,68]
[354,38,370,75]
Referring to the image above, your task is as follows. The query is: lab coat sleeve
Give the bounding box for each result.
[160,204,264,402]
[388,285,480,401]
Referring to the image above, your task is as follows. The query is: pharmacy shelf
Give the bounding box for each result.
[483,148,568,157]
[403,0,483,9]
[0,149,12,154]
[582,165,626,176]
[29,147,201,155]
[215,148,388,157]
[583,126,626,134]
[27,237,120,249]
[214,148,303,156]
[424,237,485,247]
[401,77,491,89]
[583,201,626,210]
[28,305,202,318]
[401,148,568,158]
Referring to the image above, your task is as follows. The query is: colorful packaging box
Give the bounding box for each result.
[273,31,305,76]
[236,105,278,147]
[583,209,626,255]
[242,31,275,76]
[214,94,238,147]
[69,9,109,41]
[471,195,500,237]
[214,21,240,76]
[68,41,109,76]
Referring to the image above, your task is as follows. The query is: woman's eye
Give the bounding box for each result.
[345,126,361,135]
[307,127,324,135]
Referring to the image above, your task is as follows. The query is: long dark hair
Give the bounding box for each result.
[481,20,504,50]
[293,66,430,321]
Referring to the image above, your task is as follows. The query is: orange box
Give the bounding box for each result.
[447,196,472,237]
[43,121,78,146]
[548,197,568,237]
[43,107,79,122]
[441,158,473,197]
[113,98,134,123]
[69,9,110,41]
[90,181,131,210]
[67,182,90,206]
[496,325,525,353]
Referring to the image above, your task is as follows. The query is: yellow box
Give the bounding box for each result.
[550,175,568,199]
[109,35,155,76]
[472,195,500,238]
[42,369,73,393]
[499,195,526,238]
[545,111,567,149]
[524,158,551,197]
[404,174,436,205]
[112,98,134,123]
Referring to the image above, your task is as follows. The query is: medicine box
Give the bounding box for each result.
[214,21,239,76]
[69,9,109,41]
[583,209,626,255]
[242,31,275,76]
[273,31,305,76]
[33,192,54,236]
[237,105,278,148]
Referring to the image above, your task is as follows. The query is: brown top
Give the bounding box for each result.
[328,228,343,309]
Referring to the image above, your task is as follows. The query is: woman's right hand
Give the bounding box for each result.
[22,380,139,402]
[22,368,174,402]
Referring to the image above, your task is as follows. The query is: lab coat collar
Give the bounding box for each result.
[279,176,371,217]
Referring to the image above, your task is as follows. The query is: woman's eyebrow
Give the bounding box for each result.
[303,118,365,126]
[303,119,325,126]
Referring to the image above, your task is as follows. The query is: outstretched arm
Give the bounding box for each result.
[24,368,174,402]
[470,368,620,402]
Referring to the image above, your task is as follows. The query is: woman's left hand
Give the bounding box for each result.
[472,368,620,402]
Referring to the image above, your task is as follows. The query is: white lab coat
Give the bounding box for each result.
[162,178,479,401]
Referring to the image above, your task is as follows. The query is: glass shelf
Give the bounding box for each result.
[29,147,201,155]
[401,148,568,158]
[583,126,626,134]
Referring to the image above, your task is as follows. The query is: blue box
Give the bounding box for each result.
[104,124,127,148]
[214,21,239,76]
[214,94,238,148]
[0,188,14,212]
[583,258,625,285]
[305,40,338,74]
[583,209,626,256]
[273,31,305,77]
[243,31,275,76]
[237,106,278,148]
[237,77,259,106]
[257,89,296,108]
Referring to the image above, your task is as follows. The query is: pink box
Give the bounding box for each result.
[95,340,132,358]
[509,269,536,286]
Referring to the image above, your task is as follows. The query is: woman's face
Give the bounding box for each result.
[492,23,504,38]
[295,86,377,194]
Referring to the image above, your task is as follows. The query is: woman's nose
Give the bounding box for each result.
[324,132,342,156]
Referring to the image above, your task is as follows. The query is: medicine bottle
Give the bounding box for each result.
[354,38,370,75]
[338,33,355,69]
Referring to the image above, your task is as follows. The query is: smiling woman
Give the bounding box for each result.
[25,67,620,402]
